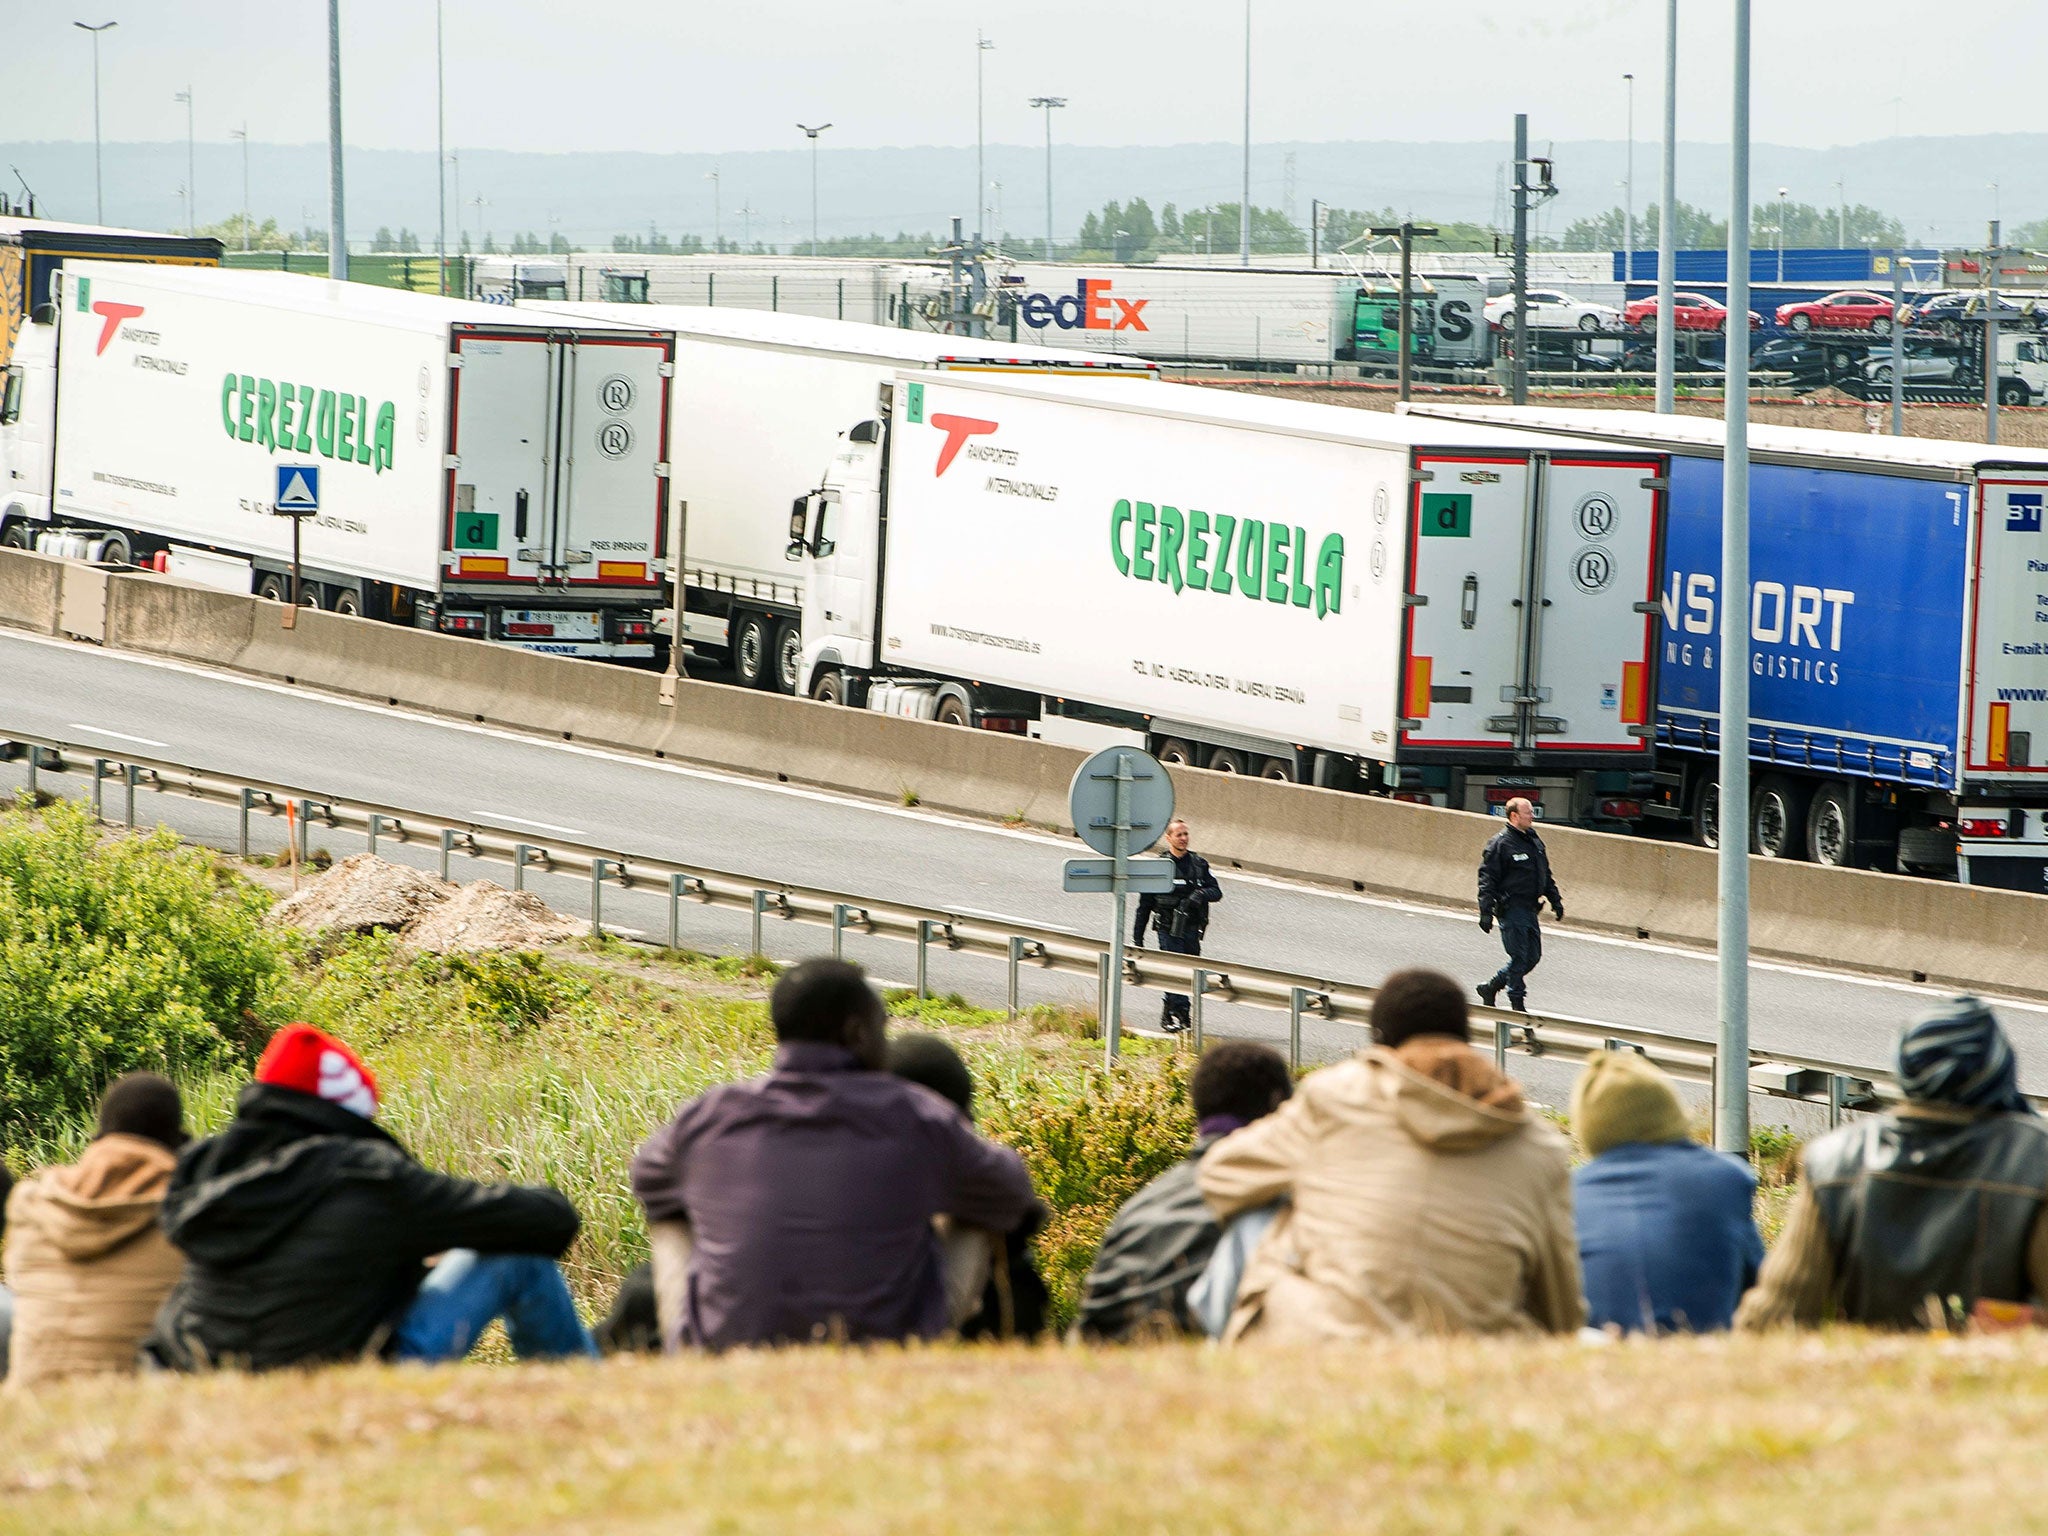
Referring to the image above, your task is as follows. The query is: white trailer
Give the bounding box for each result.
[793,373,1669,825]
[556,255,928,326]
[0,261,673,658]
[522,302,1156,689]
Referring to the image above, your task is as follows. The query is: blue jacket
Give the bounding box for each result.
[1573,1141,1764,1334]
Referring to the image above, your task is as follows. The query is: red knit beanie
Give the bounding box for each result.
[254,1024,380,1118]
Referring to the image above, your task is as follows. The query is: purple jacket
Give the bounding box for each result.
[630,1040,1036,1350]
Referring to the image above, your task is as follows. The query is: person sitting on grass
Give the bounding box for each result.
[630,958,1037,1351]
[1073,1039,1294,1342]
[147,1023,592,1371]
[1570,1050,1762,1335]
[4,1074,189,1389]
[1738,997,2048,1332]
[1200,968,1583,1341]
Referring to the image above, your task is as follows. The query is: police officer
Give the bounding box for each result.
[1476,797,1564,1014]
[1133,817,1222,1034]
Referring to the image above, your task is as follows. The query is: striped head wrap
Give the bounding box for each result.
[1894,996,2033,1115]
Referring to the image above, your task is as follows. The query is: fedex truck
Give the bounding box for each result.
[1404,402,2048,889]
[0,261,672,658]
[789,373,1668,824]
[522,303,1155,690]
[991,263,1491,371]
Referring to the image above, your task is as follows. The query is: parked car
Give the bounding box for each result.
[1908,291,2037,340]
[1862,340,1972,389]
[1751,336,1850,389]
[1484,289,1624,332]
[1773,290,1900,335]
[1624,291,1759,332]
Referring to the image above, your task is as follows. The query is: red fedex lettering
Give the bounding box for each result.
[929,413,999,476]
[1112,297,1149,332]
[1083,278,1114,329]
[92,301,146,356]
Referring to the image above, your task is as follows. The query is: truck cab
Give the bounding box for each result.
[0,302,56,549]
[792,417,888,697]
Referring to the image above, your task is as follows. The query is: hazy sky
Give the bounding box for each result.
[6,1,2043,156]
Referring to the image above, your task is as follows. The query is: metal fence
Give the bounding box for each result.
[8,727,2020,1125]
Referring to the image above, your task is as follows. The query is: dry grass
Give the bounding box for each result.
[6,1332,2048,1534]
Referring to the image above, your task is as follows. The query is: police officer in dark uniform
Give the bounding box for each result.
[1476,796,1564,1014]
[1134,817,1223,1033]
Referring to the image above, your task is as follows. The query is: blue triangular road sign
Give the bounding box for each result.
[275,465,320,511]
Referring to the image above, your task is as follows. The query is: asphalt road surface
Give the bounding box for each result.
[5,629,2043,1122]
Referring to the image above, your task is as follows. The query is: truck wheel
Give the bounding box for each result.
[0,522,29,550]
[810,670,846,706]
[1259,757,1296,781]
[1690,778,1721,850]
[332,587,364,617]
[97,532,132,566]
[1749,776,1811,859]
[1154,738,1197,768]
[934,694,972,728]
[1805,782,1859,868]
[732,611,772,689]
[257,573,290,604]
[1206,748,1245,775]
[2001,381,2032,406]
[772,620,802,694]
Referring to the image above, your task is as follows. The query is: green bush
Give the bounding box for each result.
[0,798,283,1133]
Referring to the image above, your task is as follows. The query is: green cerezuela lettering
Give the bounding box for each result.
[1110,499,1343,619]
[219,373,397,475]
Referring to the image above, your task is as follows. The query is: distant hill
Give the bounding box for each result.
[1,134,2032,252]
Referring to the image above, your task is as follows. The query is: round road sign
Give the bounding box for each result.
[1068,746,1176,858]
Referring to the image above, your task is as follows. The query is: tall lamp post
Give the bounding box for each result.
[229,124,250,249]
[705,167,721,252]
[1834,177,1846,247]
[1240,0,1251,267]
[976,32,995,240]
[326,0,346,280]
[74,22,116,225]
[1654,0,1677,411]
[174,86,196,234]
[1623,72,1634,285]
[435,0,447,293]
[797,123,831,257]
[1775,185,1787,282]
[1030,96,1065,260]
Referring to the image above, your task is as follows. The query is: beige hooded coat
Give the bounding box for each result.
[1198,1039,1583,1342]
[3,1133,184,1388]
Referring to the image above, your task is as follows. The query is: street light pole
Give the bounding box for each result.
[797,123,831,258]
[74,22,116,225]
[1717,0,1754,1160]
[326,0,347,280]
[1030,97,1065,261]
[705,168,720,252]
[174,86,196,234]
[1775,185,1787,283]
[1623,72,1634,286]
[1654,0,1676,412]
[976,32,994,241]
[229,124,250,249]
[435,0,447,293]
[1834,178,1845,247]
[1240,0,1252,267]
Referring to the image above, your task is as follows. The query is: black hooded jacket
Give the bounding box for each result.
[145,1083,579,1371]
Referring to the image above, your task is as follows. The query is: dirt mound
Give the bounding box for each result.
[399,878,583,954]
[268,854,453,936]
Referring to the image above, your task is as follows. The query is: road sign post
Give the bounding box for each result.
[1066,746,1175,1063]
[274,465,322,631]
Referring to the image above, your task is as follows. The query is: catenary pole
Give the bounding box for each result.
[1655,0,1677,411]
[1715,0,1752,1158]
[326,0,346,279]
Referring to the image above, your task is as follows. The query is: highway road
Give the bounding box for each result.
[5,627,2045,1121]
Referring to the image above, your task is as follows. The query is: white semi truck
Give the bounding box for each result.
[522,303,1156,689]
[0,261,673,659]
[788,373,1669,824]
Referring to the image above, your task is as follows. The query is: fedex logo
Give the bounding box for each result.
[2008,492,2044,533]
[1017,278,1149,333]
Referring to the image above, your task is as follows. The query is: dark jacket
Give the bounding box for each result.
[1574,1141,1763,1334]
[1477,823,1562,917]
[1072,1136,1228,1341]
[1134,850,1222,945]
[145,1084,580,1372]
[630,1041,1036,1351]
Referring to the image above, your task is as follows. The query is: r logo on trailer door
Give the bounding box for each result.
[1571,546,1614,594]
[1576,493,1617,539]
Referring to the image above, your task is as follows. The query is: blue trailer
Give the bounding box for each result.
[1401,404,2048,891]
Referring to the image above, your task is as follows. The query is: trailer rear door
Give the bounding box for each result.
[1967,476,2048,779]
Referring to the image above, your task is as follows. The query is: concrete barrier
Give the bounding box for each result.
[19,557,2046,998]
[0,548,67,636]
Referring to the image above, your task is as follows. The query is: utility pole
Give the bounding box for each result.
[1775,186,1787,283]
[797,123,831,258]
[976,31,994,240]
[1310,198,1322,267]
[1371,223,1438,403]
[174,86,196,234]
[1889,250,1905,435]
[1716,0,1753,1160]
[738,201,755,250]
[435,0,447,293]
[1654,0,1676,412]
[326,0,347,280]
[1239,0,1252,267]
[1509,116,1557,405]
[705,168,720,252]
[229,124,250,249]
[1834,178,1846,247]
[1623,72,1635,285]
[75,23,116,225]
[1031,97,1065,260]
[1985,220,2003,446]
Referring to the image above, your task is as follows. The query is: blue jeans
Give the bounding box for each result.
[392,1250,597,1363]
[1486,905,1543,1005]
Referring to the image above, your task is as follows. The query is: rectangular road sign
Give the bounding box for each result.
[275,464,321,513]
[1062,856,1177,895]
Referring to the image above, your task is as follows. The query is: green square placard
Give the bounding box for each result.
[906,381,925,424]
[454,512,500,550]
[1420,493,1472,537]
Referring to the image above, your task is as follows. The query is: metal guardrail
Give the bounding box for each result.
[7,728,2027,1125]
